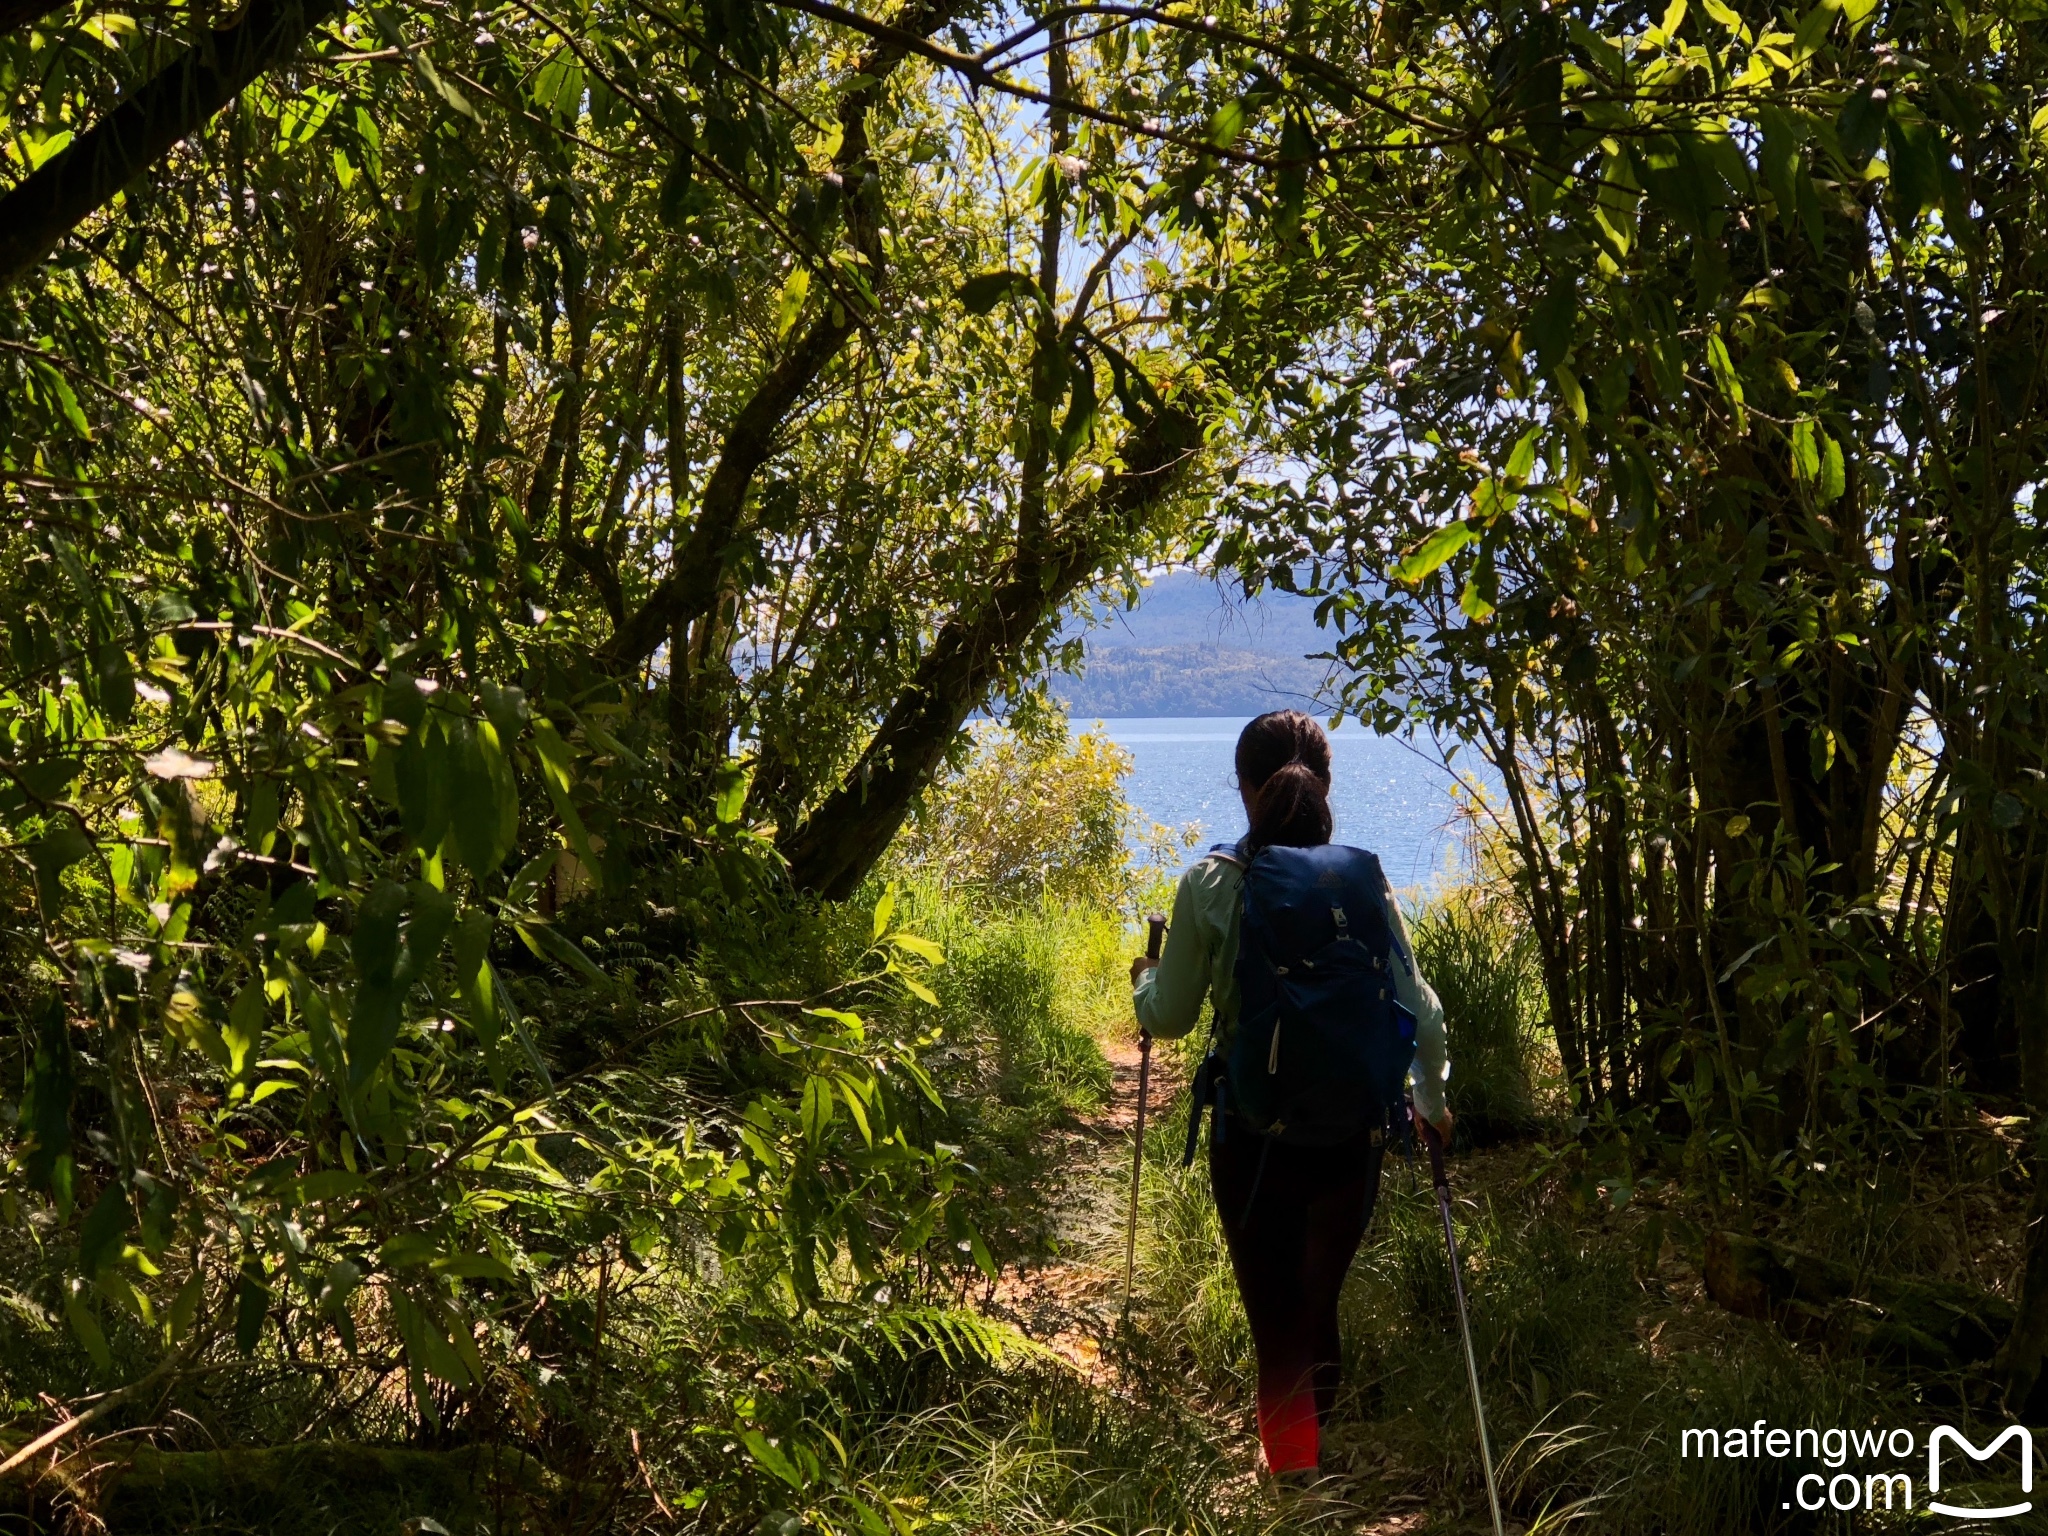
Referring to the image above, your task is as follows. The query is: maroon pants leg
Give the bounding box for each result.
[1211,1122,1384,1473]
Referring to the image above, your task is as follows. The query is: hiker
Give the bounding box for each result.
[1130,709,1452,1483]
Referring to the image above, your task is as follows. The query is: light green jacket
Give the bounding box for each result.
[1132,847,1450,1123]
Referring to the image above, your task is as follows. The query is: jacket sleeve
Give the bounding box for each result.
[1133,864,1211,1040]
[1383,873,1449,1123]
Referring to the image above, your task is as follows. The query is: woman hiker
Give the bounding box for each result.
[1130,709,1452,1484]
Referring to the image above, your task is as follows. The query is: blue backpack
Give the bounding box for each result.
[1183,840,1418,1163]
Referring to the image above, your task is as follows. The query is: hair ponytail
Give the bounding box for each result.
[1235,710,1334,850]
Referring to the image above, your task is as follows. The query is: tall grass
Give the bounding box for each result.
[1408,883,1548,1142]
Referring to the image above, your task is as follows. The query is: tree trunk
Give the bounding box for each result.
[781,410,1197,898]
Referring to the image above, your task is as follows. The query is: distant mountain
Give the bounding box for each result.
[1056,646,1338,719]
[1049,571,1345,719]
[1062,569,1329,653]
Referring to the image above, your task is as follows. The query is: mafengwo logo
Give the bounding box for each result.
[1929,1426,2032,1520]
[1681,1421,2034,1517]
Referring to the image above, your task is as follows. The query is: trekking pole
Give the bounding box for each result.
[1122,914,1166,1313]
[1418,1114,1506,1536]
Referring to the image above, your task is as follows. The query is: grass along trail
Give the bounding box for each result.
[982,1031,1191,1388]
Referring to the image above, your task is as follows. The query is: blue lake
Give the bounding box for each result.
[1078,717,1497,891]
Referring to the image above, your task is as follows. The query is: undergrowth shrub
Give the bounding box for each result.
[1409,884,1546,1143]
[892,708,1190,910]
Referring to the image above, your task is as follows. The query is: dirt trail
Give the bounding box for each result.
[983,1031,1183,1383]
[983,1032,1515,1535]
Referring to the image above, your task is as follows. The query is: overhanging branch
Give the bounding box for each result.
[0,0,340,289]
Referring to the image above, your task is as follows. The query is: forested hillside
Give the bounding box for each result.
[1049,569,1335,716]
[4,0,2048,1526]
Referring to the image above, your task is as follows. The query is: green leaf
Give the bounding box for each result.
[1553,365,1588,425]
[64,1288,111,1371]
[1053,355,1098,468]
[77,1184,132,1277]
[1836,82,1886,167]
[348,982,402,1088]
[31,360,90,438]
[837,1077,874,1145]
[504,849,555,915]
[395,715,451,853]
[1790,1,1834,60]
[1393,521,1476,583]
[741,1429,805,1489]
[1526,276,1577,378]
[1818,433,1845,505]
[531,719,604,891]
[379,1233,439,1270]
[451,912,503,1055]
[449,718,517,877]
[888,932,945,964]
[801,1075,835,1142]
[1705,332,1747,432]
[12,755,83,804]
[872,887,895,941]
[1504,428,1540,484]
[1885,112,1943,225]
[28,823,92,920]
[296,1170,368,1203]
[1790,418,1821,482]
[403,881,456,983]
[235,1258,270,1353]
[958,271,1033,314]
[388,1286,475,1385]
[370,5,481,122]
[1757,106,1807,231]
[25,128,72,170]
[224,983,264,1084]
[354,880,407,989]
[1208,98,1247,149]
[1698,0,1744,33]
[776,265,812,340]
[431,1253,518,1281]
[516,918,607,985]
[169,1269,203,1341]
[1625,513,1659,578]
[21,993,75,1214]
[714,759,749,825]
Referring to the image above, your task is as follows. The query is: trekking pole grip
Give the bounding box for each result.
[1145,914,1166,960]
[1418,1113,1451,1193]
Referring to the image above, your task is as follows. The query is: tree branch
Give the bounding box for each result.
[604,0,966,672]
[0,0,341,289]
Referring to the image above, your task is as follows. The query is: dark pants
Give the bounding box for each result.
[1210,1118,1385,1474]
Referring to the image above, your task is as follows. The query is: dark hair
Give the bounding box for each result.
[1236,710,1333,850]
